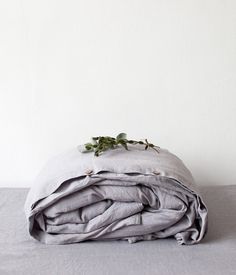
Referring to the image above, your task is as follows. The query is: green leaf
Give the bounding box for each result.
[85,143,93,150]
[116,133,127,140]
[94,148,101,156]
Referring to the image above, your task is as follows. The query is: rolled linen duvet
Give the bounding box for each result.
[25,145,208,245]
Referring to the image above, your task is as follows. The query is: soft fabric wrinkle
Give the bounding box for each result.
[45,200,113,225]
[25,146,208,244]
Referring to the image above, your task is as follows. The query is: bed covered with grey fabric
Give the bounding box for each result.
[24,145,207,245]
[1,185,236,275]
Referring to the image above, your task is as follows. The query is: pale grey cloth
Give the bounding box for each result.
[1,186,236,275]
[24,145,208,245]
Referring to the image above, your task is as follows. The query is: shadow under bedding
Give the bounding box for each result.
[0,185,236,275]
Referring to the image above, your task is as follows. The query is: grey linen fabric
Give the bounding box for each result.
[24,145,208,245]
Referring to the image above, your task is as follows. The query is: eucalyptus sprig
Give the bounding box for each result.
[83,133,160,156]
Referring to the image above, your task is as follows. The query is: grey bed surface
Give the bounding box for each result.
[0,186,236,275]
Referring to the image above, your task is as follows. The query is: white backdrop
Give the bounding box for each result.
[0,0,236,187]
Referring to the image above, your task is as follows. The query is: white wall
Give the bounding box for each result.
[0,0,236,187]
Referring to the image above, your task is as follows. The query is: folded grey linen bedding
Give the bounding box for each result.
[25,145,208,245]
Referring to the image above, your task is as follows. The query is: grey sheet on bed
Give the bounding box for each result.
[0,186,236,275]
